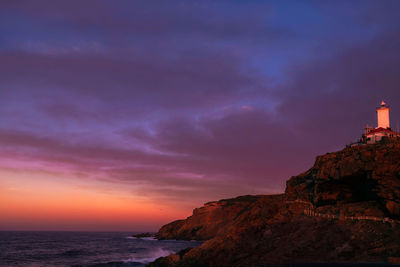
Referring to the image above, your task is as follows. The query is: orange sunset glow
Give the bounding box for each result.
[0,169,189,231]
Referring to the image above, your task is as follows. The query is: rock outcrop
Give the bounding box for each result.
[285,141,400,219]
[156,195,264,241]
[149,141,400,266]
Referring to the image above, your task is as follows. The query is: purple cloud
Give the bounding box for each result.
[1,0,400,226]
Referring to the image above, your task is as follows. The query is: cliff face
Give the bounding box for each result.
[150,141,400,266]
[285,141,400,218]
[156,195,265,240]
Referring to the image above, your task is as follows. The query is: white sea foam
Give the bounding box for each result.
[140,237,157,241]
[125,247,174,264]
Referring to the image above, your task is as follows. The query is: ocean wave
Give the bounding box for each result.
[126,236,157,241]
[80,261,145,266]
[125,247,174,264]
[61,249,86,257]
[139,237,157,241]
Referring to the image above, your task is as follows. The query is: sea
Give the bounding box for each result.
[0,231,203,267]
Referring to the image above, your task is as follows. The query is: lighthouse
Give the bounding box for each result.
[376,101,390,129]
[360,101,400,144]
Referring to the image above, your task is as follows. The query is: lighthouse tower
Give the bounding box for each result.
[376,101,390,129]
[360,100,400,144]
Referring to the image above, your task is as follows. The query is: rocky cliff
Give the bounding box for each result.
[285,140,400,219]
[149,141,400,266]
[156,195,265,241]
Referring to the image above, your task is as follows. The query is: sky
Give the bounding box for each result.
[1,0,400,231]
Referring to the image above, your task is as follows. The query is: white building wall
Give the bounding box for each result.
[366,132,385,144]
[366,131,399,144]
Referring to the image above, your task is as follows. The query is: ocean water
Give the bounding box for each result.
[0,231,202,267]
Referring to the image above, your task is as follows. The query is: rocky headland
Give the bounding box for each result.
[131,232,155,238]
[149,141,400,266]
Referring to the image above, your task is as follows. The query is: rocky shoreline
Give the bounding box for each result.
[131,232,156,239]
[148,141,400,266]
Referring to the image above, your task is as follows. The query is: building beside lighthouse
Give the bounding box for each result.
[360,101,400,144]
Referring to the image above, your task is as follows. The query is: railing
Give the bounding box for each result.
[285,199,399,225]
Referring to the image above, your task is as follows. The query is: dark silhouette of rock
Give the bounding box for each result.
[131,232,154,238]
[149,141,400,266]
